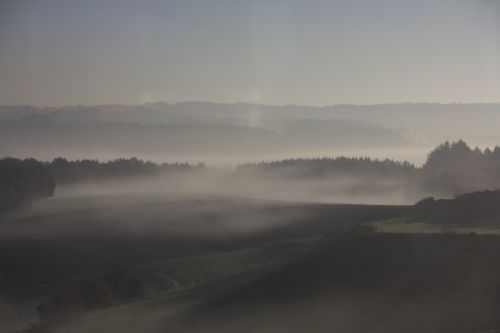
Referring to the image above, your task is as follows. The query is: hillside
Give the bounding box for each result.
[176,228,500,333]
[0,193,407,332]
[413,190,500,225]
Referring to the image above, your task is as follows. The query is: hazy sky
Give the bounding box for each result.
[0,0,499,106]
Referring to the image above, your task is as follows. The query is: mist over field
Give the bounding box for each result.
[3,0,500,332]
[4,136,500,333]
[4,87,500,333]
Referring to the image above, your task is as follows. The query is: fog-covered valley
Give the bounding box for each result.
[4,103,500,331]
[4,138,500,332]
[1,191,406,333]
[3,0,500,331]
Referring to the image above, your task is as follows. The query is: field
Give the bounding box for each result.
[370,217,500,235]
[6,192,500,333]
[0,193,405,332]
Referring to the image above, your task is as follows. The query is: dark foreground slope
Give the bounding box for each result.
[414,190,500,225]
[9,191,500,333]
[0,194,407,332]
[177,228,500,333]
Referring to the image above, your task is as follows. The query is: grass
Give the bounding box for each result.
[0,192,406,332]
[370,217,500,235]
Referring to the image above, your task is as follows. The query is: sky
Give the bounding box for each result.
[0,0,499,106]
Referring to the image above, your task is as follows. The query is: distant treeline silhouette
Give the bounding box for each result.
[237,157,416,179]
[0,157,203,213]
[46,157,203,184]
[239,140,500,196]
[0,158,55,213]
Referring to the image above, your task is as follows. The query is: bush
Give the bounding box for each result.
[78,278,114,310]
[36,291,84,324]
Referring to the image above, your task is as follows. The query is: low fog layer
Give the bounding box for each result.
[0,192,403,333]
[2,140,498,210]
[4,142,500,332]
[49,140,500,205]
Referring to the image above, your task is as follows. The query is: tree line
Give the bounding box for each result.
[0,157,203,213]
[47,157,203,184]
[3,140,500,214]
[421,140,500,194]
[237,156,416,179]
[238,140,500,196]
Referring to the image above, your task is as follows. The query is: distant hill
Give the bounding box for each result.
[0,111,406,160]
[3,102,500,164]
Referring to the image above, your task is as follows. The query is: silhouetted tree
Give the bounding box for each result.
[422,140,500,195]
[36,291,84,324]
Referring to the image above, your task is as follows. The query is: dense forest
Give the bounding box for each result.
[46,157,202,184]
[421,140,500,194]
[0,158,55,213]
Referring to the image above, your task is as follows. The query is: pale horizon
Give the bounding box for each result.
[4,100,500,108]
